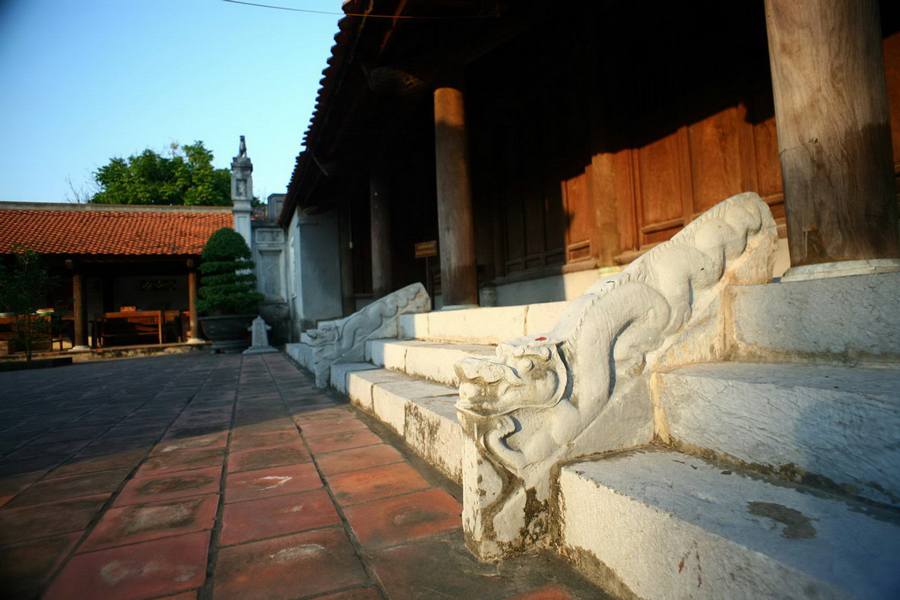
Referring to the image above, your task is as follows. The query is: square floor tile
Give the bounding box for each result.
[136,448,225,477]
[316,588,385,600]
[292,407,354,423]
[47,449,147,479]
[0,494,110,544]
[227,443,311,473]
[327,462,429,506]
[298,417,368,438]
[368,536,519,600]
[224,463,322,503]
[151,431,229,455]
[0,470,48,508]
[114,466,221,507]
[315,444,404,477]
[212,527,367,600]
[501,584,576,600]
[344,488,461,549]
[80,494,218,552]
[305,428,383,455]
[44,531,209,600]
[5,468,131,508]
[220,489,340,545]
[0,533,80,599]
[228,430,301,452]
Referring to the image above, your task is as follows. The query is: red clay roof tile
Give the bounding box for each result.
[0,209,234,256]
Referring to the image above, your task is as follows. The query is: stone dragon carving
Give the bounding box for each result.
[306,282,430,387]
[454,192,777,559]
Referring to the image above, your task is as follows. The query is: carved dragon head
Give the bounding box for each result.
[455,337,568,419]
[305,325,339,347]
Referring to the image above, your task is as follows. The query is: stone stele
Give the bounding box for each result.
[305,282,430,387]
[454,192,777,560]
[243,316,278,355]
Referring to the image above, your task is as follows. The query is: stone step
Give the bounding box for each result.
[729,271,900,362]
[284,342,313,370]
[365,339,496,386]
[341,367,463,484]
[655,362,900,506]
[559,449,900,600]
[398,301,567,345]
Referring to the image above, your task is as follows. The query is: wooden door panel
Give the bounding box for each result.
[753,116,783,201]
[636,133,685,227]
[689,107,745,213]
[883,32,900,171]
[562,171,593,262]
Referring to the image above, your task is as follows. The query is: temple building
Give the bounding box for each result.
[0,203,231,351]
[278,0,900,336]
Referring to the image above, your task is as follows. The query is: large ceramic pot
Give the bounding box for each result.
[198,314,255,353]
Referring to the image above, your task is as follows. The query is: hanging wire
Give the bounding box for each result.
[219,0,496,19]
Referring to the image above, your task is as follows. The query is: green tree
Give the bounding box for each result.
[0,245,58,362]
[89,141,232,206]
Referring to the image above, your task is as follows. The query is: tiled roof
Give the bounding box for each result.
[0,207,233,256]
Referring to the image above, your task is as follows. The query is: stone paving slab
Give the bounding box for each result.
[0,352,611,600]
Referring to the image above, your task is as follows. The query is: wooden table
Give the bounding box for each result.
[94,311,163,348]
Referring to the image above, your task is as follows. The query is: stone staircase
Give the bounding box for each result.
[288,270,900,599]
[555,272,900,599]
[287,190,900,600]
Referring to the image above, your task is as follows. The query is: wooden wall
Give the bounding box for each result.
[466,3,900,282]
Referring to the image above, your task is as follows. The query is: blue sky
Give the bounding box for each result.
[0,0,343,203]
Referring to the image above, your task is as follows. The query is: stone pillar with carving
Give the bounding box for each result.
[231,135,254,251]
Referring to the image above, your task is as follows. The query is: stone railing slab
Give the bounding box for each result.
[305,283,429,387]
[454,192,777,559]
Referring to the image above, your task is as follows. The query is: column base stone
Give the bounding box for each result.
[780,258,900,282]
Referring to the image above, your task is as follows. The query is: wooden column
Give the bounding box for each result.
[434,85,478,306]
[71,272,89,351]
[765,0,899,267]
[370,168,393,299]
[188,266,201,343]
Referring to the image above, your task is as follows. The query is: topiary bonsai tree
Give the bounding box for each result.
[197,228,263,316]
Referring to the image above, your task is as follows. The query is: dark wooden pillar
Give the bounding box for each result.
[434,85,478,306]
[765,0,899,267]
[187,266,201,342]
[71,272,89,350]
[370,167,393,299]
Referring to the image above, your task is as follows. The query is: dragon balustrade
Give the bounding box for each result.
[305,282,430,388]
[454,192,778,559]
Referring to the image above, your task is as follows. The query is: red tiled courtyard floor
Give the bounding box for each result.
[0,352,609,600]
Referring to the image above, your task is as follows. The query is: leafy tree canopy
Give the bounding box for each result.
[89,141,232,206]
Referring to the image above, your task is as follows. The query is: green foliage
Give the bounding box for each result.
[90,141,232,206]
[0,245,58,361]
[197,228,263,316]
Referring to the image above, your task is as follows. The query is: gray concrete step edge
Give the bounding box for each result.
[398,301,567,345]
[364,339,497,387]
[728,271,900,362]
[560,449,900,600]
[655,362,900,507]
[332,364,463,484]
[285,342,313,370]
